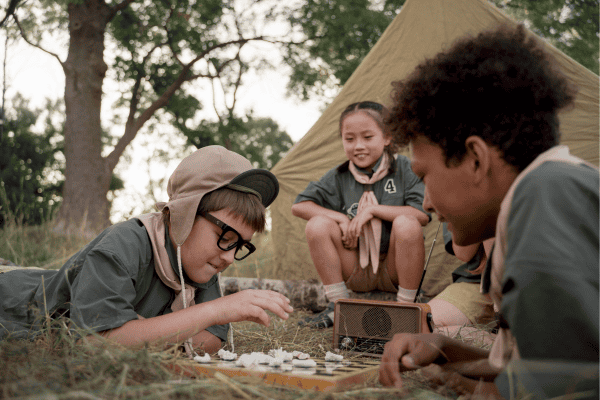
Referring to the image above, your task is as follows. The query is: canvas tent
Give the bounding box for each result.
[269,0,600,296]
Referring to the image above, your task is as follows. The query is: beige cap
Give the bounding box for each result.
[155,145,279,245]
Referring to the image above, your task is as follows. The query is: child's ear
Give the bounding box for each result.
[384,134,392,147]
[464,136,492,185]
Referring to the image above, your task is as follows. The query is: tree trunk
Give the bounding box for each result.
[54,0,111,237]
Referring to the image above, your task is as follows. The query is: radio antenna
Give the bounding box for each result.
[414,222,442,303]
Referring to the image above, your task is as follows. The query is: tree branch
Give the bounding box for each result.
[163,1,184,67]
[105,44,163,170]
[0,0,20,28]
[106,35,275,169]
[229,51,244,111]
[13,15,63,67]
[210,74,222,124]
[107,0,137,21]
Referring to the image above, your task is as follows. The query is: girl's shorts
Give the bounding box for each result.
[345,254,398,293]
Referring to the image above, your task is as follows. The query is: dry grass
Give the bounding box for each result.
[0,223,476,399]
[1,310,462,399]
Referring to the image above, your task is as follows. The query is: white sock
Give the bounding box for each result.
[324,282,350,319]
[324,282,350,303]
[397,286,418,303]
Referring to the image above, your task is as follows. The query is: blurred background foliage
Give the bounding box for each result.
[0,0,597,229]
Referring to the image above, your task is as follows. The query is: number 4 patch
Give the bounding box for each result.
[384,179,397,194]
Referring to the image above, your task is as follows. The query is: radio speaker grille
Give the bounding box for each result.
[337,303,420,338]
[333,300,431,357]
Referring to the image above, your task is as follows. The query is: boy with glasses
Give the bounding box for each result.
[0,146,293,356]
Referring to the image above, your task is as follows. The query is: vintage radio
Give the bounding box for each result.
[333,223,442,357]
[333,299,434,357]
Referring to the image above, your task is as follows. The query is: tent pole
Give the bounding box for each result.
[414,221,442,303]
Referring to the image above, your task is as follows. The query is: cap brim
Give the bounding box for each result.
[229,169,279,208]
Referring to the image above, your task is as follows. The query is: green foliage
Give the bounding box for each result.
[184,113,294,169]
[493,0,599,74]
[0,94,63,227]
[104,0,293,170]
[285,0,407,100]
[287,0,598,101]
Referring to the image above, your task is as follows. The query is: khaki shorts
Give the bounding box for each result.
[345,255,398,293]
[435,281,495,325]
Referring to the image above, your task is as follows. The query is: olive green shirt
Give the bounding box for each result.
[0,218,227,341]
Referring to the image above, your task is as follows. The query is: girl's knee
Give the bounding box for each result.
[305,215,339,239]
[391,215,423,242]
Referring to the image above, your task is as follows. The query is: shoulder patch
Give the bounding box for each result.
[347,203,359,219]
[384,179,397,194]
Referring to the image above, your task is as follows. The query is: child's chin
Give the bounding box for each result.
[353,159,372,169]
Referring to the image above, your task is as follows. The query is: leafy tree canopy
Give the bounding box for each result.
[185,113,294,169]
[286,0,598,101]
[0,94,63,226]
[492,0,599,74]
[3,0,597,233]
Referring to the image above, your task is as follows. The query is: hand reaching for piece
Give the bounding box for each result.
[211,289,293,327]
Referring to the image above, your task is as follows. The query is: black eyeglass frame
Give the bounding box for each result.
[200,212,256,261]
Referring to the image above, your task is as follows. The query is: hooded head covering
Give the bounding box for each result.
[138,145,278,358]
[155,145,278,245]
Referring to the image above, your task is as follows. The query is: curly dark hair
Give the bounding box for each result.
[386,24,577,172]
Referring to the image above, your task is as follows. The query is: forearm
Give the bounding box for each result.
[191,330,222,354]
[369,205,429,226]
[440,359,500,381]
[438,334,491,362]
[93,303,220,347]
[291,201,348,225]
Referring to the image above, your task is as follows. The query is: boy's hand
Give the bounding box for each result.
[212,290,293,327]
[379,333,448,388]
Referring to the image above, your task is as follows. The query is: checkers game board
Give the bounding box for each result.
[175,357,381,392]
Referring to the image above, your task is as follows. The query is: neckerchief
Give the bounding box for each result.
[487,145,597,370]
[137,212,196,357]
[348,153,392,273]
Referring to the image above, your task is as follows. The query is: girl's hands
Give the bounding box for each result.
[339,219,356,249]
[211,290,293,327]
[345,207,375,247]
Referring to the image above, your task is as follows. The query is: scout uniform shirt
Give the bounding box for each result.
[294,155,429,254]
[0,218,228,341]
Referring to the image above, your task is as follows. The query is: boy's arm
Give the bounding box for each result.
[379,332,495,389]
[190,330,222,354]
[86,290,292,349]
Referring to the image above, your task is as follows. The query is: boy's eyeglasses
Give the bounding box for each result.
[201,212,256,260]
[343,101,384,112]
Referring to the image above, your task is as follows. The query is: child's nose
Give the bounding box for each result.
[422,189,435,213]
[220,247,237,265]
